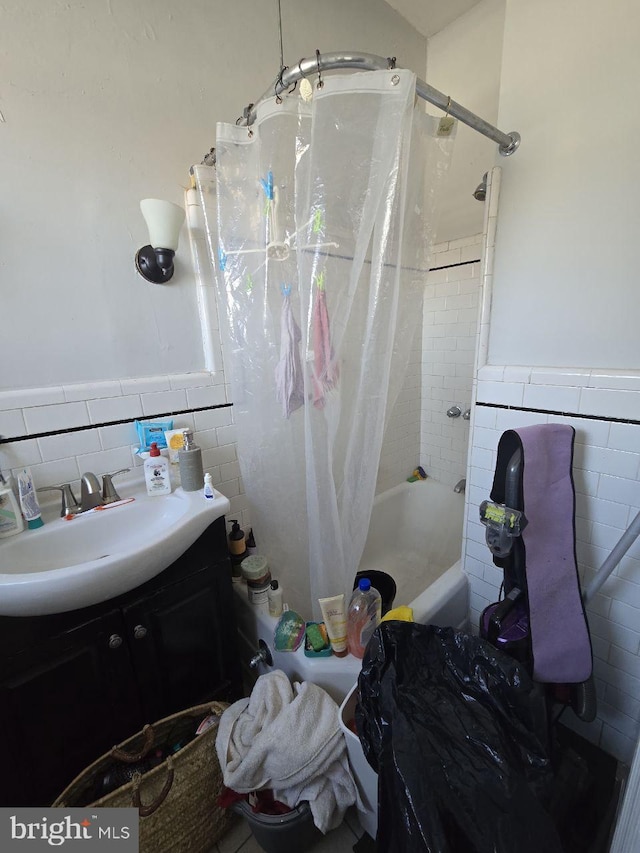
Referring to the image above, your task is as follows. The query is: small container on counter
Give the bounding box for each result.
[241,555,272,606]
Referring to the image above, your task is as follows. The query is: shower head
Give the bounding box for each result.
[473,172,488,202]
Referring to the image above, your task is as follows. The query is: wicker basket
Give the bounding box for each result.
[53,701,231,853]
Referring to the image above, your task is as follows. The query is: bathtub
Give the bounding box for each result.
[233,478,468,702]
[233,478,468,839]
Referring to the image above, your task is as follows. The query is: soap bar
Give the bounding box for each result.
[306,622,328,652]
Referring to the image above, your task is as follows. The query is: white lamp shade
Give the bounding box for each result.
[140,199,185,251]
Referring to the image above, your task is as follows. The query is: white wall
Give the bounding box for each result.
[489,0,640,368]
[1,0,426,392]
[425,0,506,243]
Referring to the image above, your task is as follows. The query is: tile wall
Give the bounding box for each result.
[420,235,482,488]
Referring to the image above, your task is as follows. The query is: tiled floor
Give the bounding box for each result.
[212,807,365,853]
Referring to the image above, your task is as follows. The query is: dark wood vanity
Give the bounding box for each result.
[0,516,241,807]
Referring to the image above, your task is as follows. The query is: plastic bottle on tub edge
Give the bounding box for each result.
[347,578,382,659]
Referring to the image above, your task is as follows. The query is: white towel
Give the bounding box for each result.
[216,670,358,833]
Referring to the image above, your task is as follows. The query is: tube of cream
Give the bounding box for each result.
[17,467,44,529]
[318,594,348,657]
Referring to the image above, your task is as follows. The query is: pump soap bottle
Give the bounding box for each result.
[144,443,171,496]
[178,429,204,492]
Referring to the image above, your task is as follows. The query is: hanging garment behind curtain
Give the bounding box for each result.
[201,70,455,618]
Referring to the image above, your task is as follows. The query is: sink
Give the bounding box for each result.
[0,479,230,617]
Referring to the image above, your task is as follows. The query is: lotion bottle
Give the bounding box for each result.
[178,429,204,492]
[144,442,171,496]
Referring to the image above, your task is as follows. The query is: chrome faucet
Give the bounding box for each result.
[80,472,103,512]
[454,478,466,494]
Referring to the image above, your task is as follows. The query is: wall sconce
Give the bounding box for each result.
[135,199,185,283]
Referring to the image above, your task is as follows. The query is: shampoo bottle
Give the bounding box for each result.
[178,429,204,492]
[0,471,24,538]
[144,443,171,496]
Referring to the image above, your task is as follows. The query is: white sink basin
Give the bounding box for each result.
[0,480,230,617]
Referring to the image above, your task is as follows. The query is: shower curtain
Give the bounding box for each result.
[197,69,454,618]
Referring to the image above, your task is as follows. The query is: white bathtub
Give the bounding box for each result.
[233,477,469,702]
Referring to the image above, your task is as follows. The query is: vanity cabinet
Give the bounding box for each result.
[0,516,241,807]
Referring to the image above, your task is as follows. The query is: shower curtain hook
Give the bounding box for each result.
[444,95,452,118]
[315,49,324,89]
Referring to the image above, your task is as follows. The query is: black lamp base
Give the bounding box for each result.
[135,245,175,284]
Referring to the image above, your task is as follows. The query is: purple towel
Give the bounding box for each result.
[515,424,592,683]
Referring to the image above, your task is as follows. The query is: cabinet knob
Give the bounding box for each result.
[108,633,123,650]
[133,624,148,640]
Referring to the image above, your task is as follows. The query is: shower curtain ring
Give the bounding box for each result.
[444,96,452,118]
[315,49,324,89]
[275,66,289,104]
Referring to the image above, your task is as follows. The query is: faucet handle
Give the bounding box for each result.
[39,483,80,517]
[101,468,130,504]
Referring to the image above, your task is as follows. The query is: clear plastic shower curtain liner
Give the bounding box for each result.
[196,69,454,618]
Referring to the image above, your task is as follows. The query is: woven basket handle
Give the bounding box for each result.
[131,756,174,817]
[110,724,155,763]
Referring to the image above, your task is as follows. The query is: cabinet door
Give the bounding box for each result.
[0,610,142,807]
[123,565,241,722]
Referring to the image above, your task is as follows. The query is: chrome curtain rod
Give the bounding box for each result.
[240,51,520,157]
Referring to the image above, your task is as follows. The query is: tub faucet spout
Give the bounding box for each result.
[454,478,466,494]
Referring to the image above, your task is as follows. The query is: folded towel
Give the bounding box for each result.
[216,670,357,833]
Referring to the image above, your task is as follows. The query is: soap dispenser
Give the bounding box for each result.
[144,442,171,496]
[178,429,204,492]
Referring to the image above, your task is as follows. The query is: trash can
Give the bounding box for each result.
[230,798,321,853]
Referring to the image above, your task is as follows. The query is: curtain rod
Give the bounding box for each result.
[238,51,520,156]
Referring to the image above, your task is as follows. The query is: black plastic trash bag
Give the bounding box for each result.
[355,622,563,853]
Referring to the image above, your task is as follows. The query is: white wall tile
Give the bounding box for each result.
[24,401,90,434]
[0,387,65,411]
[522,383,581,412]
[609,422,640,453]
[87,395,143,424]
[0,438,41,468]
[121,376,171,395]
[27,457,81,489]
[580,388,640,420]
[530,368,591,386]
[0,408,27,439]
[169,372,214,390]
[63,381,122,402]
[476,380,523,406]
[140,390,188,416]
[186,384,228,409]
[38,430,101,462]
